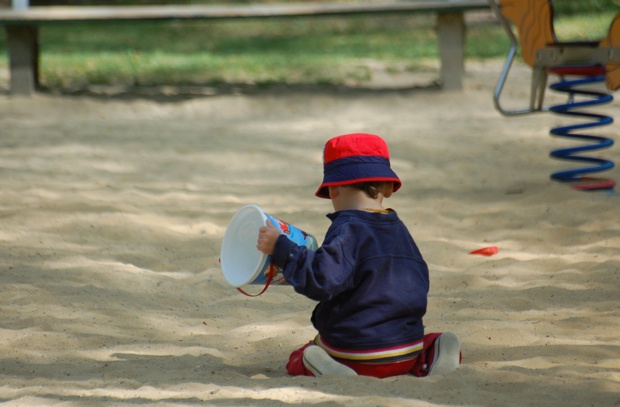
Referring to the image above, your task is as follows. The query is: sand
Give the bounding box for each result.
[0,60,618,406]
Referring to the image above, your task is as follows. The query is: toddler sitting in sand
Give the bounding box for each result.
[257,133,461,378]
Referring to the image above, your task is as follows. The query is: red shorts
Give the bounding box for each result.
[286,333,449,378]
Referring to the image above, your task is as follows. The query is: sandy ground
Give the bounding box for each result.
[0,60,619,406]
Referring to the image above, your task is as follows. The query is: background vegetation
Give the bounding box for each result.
[1,1,617,90]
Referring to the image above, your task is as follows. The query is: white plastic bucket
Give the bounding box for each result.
[220,204,318,289]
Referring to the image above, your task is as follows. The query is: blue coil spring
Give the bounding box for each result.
[548,74,616,190]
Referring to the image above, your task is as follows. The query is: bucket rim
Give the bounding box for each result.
[220,204,269,287]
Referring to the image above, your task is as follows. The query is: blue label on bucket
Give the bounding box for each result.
[249,214,318,285]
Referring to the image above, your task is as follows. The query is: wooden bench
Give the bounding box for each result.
[0,1,490,95]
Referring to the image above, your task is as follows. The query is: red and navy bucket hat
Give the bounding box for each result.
[315,133,402,199]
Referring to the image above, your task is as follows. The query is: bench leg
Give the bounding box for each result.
[437,12,465,91]
[6,25,39,95]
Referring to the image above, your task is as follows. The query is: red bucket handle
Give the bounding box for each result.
[236,263,276,297]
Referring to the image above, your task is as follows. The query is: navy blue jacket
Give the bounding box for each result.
[271,209,429,352]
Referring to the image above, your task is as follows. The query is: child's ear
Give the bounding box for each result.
[328,186,339,199]
[382,183,394,198]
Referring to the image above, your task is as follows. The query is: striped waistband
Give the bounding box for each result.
[313,335,423,364]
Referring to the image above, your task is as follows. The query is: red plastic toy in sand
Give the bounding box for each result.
[469,246,499,256]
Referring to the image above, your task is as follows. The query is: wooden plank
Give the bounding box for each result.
[0,1,489,23]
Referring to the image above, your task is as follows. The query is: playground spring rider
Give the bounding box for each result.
[489,0,620,191]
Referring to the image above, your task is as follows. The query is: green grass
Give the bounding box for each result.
[0,11,616,89]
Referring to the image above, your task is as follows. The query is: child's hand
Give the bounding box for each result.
[257,219,281,255]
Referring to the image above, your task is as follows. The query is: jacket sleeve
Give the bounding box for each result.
[271,233,356,302]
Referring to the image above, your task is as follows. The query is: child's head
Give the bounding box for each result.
[316,133,401,199]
